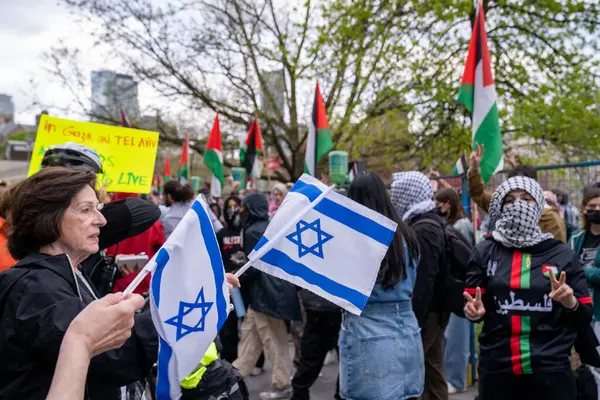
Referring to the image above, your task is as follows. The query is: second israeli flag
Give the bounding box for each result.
[249,174,397,315]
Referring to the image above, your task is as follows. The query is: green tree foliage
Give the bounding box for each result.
[49,0,600,178]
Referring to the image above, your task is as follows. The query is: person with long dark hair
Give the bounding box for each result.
[434,188,473,394]
[465,177,592,399]
[340,172,423,400]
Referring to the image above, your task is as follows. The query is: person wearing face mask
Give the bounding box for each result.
[217,196,245,362]
[464,176,593,400]
[569,187,600,341]
[434,188,473,395]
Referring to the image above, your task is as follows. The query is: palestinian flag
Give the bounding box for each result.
[178,135,190,183]
[542,265,558,278]
[240,119,263,180]
[120,106,132,128]
[453,153,468,175]
[204,115,224,198]
[457,1,503,183]
[163,154,172,183]
[304,82,333,176]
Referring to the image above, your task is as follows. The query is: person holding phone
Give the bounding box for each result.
[464,176,592,400]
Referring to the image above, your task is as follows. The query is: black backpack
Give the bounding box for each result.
[413,217,473,317]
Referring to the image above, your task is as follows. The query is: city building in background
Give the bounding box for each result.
[0,94,15,124]
[91,70,140,123]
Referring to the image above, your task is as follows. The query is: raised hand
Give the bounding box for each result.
[469,143,484,170]
[549,271,577,310]
[463,287,486,320]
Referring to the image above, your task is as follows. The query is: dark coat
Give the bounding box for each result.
[408,211,447,327]
[239,193,301,321]
[0,253,157,400]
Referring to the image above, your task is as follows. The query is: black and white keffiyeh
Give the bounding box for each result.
[390,171,436,221]
[489,176,554,248]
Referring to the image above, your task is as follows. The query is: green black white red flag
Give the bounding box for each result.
[240,120,263,180]
[204,115,224,197]
[304,82,333,176]
[457,1,503,183]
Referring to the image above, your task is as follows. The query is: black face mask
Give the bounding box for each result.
[437,207,449,217]
[587,210,600,225]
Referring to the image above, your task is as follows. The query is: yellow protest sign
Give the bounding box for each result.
[29,115,159,194]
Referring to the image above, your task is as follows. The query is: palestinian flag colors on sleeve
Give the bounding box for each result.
[304,82,333,176]
[240,119,263,179]
[204,115,224,198]
[457,1,503,184]
[178,135,190,183]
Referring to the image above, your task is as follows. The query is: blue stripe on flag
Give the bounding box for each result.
[254,236,268,252]
[156,337,173,400]
[260,248,368,311]
[152,248,171,307]
[290,179,321,201]
[191,201,228,330]
[291,180,395,246]
[152,249,173,399]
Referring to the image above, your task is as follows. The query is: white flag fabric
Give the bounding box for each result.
[249,174,397,315]
[149,195,230,400]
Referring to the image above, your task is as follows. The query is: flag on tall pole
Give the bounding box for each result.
[240,119,263,180]
[457,1,503,183]
[178,135,190,184]
[163,153,172,183]
[304,82,333,176]
[204,115,224,198]
[120,106,132,128]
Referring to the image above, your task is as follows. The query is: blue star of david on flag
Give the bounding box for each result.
[286,219,333,259]
[164,287,213,341]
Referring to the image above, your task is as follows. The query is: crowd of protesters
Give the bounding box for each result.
[0,141,600,400]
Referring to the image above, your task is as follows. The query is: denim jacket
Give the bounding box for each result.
[339,246,424,400]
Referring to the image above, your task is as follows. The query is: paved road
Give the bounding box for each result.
[245,358,478,400]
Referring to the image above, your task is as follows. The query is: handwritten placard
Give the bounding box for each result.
[28,115,159,194]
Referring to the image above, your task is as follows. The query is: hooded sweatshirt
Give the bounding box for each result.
[239,193,301,321]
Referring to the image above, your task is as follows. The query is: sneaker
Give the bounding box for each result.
[259,387,293,400]
[251,367,263,376]
[447,382,466,395]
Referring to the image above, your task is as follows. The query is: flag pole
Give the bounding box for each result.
[123,261,157,296]
[234,184,336,278]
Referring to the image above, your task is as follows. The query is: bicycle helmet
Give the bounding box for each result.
[41,142,103,174]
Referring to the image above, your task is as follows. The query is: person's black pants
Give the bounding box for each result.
[219,312,264,368]
[292,310,342,400]
[478,369,576,400]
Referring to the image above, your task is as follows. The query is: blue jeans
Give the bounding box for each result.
[339,301,424,400]
[443,314,470,390]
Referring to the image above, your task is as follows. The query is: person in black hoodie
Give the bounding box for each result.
[0,168,157,400]
[391,171,449,400]
[232,193,301,400]
[217,195,246,362]
[464,176,592,400]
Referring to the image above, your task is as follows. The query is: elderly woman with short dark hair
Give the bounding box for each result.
[0,167,157,400]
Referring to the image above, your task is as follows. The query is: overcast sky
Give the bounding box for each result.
[0,0,144,125]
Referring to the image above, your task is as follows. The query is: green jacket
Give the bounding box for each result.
[569,229,600,321]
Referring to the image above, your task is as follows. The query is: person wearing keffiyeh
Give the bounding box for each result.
[391,171,449,400]
[464,176,594,400]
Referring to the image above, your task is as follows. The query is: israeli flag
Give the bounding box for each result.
[249,174,397,315]
[149,196,230,400]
